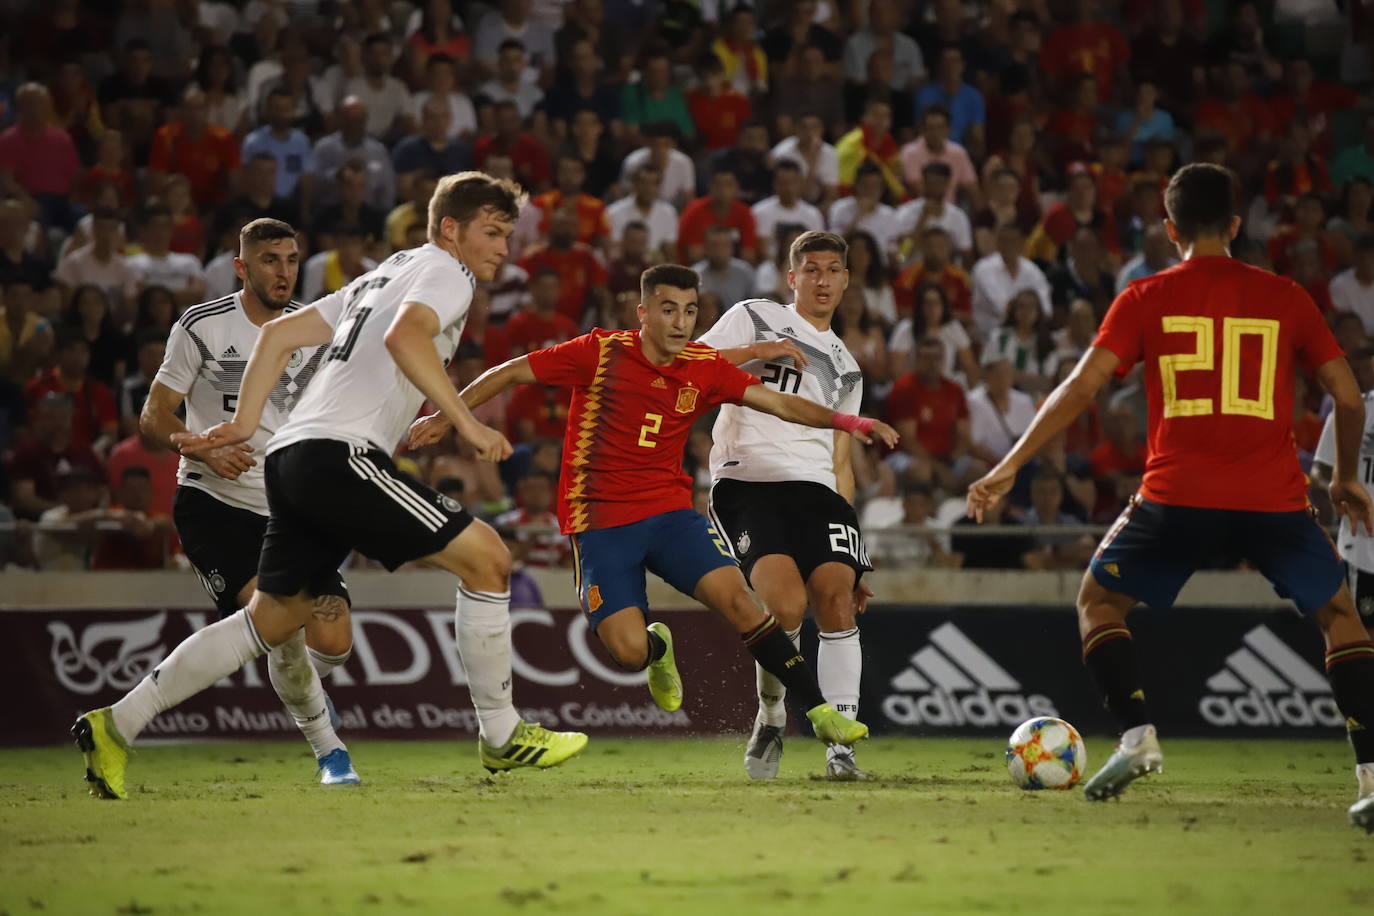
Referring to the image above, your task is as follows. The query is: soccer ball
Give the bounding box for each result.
[1005,716,1087,790]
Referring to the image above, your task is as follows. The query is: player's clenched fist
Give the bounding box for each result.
[407,412,451,449]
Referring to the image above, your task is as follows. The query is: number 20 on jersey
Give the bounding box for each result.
[1159,316,1278,420]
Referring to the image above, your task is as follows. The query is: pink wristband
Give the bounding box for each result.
[832,413,874,436]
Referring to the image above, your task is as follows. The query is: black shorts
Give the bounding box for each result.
[709,478,872,585]
[174,485,350,617]
[258,440,473,598]
[1349,566,1374,620]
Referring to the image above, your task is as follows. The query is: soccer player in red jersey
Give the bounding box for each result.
[966,163,1374,830]
[411,264,899,749]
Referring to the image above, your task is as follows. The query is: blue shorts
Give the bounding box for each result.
[571,509,738,629]
[1090,496,1345,614]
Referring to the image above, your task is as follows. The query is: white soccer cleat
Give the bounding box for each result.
[1351,794,1374,834]
[825,746,871,781]
[1083,724,1163,801]
[744,718,784,780]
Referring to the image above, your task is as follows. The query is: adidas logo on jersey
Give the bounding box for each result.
[1198,625,1342,728]
[882,623,1056,727]
[221,345,241,359]
[780,326,797,336]
[651,377,667,389]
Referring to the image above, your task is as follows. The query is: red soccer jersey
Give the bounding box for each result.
[518,245,608,324]
[677,197,758,257]
[505,310,579,355]
[1092,256,1343,512]
[527,329,759,534]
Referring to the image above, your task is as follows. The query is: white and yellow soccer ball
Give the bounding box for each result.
[1006,716,1087,790]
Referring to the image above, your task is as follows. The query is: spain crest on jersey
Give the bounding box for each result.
[674,385,700,414]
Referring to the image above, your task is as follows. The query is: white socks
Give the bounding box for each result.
[818,626,862,719]
[1358,763,1374,799]
[112,608,269,744]
[455,586,520,747]
[308,646,352,679]
[268,630,345,760]
[757,627,801,727]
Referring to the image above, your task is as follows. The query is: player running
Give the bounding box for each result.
[697,231,876,781]
[409,264,898,753]
[140,217,358,785]
[73,172,588,800]
[966,163,1374,832]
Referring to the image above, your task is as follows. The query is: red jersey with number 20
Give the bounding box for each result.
[1092,256,1343,512]
[527,329,760,534]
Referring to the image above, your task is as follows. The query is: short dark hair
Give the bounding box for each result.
[55,324,88,351]
[435,477,465,498]
[772,159,802,176]
[1164,163,1237,241]
[922,161,953,178]
[498,38,527,55]
[789,230,847,269]
[923,104,950,124]
[266,85,294,104]
[640,264,699,301]
[135,329,165,350]
[240,217,296,250]
[363,32,391,50]
[1355,233,1374,254]
[427,53,456,70]
[428,170,526,239]
[121,465,152,483]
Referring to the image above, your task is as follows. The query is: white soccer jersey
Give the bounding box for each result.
[698,298,863,491]
[268,243,474,456]
[1315,391,1374,573]
[155,293,326,515]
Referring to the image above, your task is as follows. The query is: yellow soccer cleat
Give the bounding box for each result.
[806,703,869,746]
[646,622,683,712]
[72,708,131,800]
[477,720,589,773]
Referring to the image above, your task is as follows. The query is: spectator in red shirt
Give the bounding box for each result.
[894,227,973,318]
[91,465,173,570]
[81,133,138,210]
[1264,122,1331,221]
[886,335,975,492]
[474,100,551,191]
[1039,0,1130,103]
[1089,402,1147,520]
[531,154,610,248]
[0,83,82,229]
[7,392,105,520]
[23,326,118,453]
[1268,59,1359,159]
[1025,166,1121,266]
[1194,60,1275,163]
[148,87,241,209]
[105,429,178,519]
[518,206,609,324]
[506,269,580,356]
[678,165,758,264]
[1269,194,1341,276]
[507,374,573,443]
[688,55,751,151]
[1045,74,1099,171]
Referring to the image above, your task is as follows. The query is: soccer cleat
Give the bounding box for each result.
[317,748,361,786]
[72,708,131,800]
[805,703,868,746]
[1351,794,1374,834]
[477,720,589,773]
[825,747,871,781]
[645,622,683,712]
[1083,724,1164,801]
[744,719,784,780]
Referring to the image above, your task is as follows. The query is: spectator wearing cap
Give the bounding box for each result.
[712,4,768,97]
[519,207,609,324]
[475,0,557,74]
[620,123,696,208]
[688,55,751,152]
[0,84,82,230]
[1038,0,1129,103]
[836,99,904,200]
[532,155,610,249]
[606,164,678,261]
[829,163,903,260]
[313,96,397,213]
[679,166,758,265]
[1332,235,1374,334]
[971,223,1051,334]
[148,87,241,210]
[7,392,104,519]
[475,101,552,192]
[896,162,973,265]
[843,1,925,89]
[900,105,978,204]
[770,114,839,210]
[478,40,545,120]
[240,88,315,205]
[751,161,824,264]
[1025,166,1121,265]
[621,46,696,146]
[915,46,985,155]
[302,225,377,301]
[693,225,756,309]
[410,54,479,143]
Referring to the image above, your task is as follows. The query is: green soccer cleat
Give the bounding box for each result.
[72,708,131,800]
[1083,724,1164,801]
[646,622,683,712]
[806,703,868,746]
[477,720,589,773]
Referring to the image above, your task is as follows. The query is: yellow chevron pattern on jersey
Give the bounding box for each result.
[565,332,631,533]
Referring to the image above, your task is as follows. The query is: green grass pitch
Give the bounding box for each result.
[2,736,1371,915]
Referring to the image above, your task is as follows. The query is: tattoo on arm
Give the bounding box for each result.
[311,595,349,623]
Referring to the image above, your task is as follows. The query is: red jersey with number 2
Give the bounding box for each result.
[1092,256,1343,512]
[527,329,760,534]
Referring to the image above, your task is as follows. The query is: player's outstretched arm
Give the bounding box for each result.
[387,301,512,462]
[174,306,334,456]
[740,383,900,447]
[966,346,1118,522]
[406,355,537,450]
[1315,356,1374,536]
[717,339,809,369]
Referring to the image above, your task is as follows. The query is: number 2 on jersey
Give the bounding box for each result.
[638,412,663,448]
[1159,316,1278,420]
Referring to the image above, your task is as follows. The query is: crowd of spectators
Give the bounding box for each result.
[0,0,1371,574]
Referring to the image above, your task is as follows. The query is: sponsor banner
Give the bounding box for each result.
[1,607,756,746]
[857,606,1345,738]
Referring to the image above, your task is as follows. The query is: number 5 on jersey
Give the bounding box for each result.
[1159,315,1278,420]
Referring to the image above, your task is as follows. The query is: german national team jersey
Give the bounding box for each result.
[1314,390,1374,573]
[527,329,759,534]
[1093,256,1343,512]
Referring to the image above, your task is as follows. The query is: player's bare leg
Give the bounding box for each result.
[423,519,588,771]
[694,566,867,747]
[1076,574,1162,801]
[591,606,682,711]
[809,561,867,780]
[743,554,806,779]
[1312,586,1374,832]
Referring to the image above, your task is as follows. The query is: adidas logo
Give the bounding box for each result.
[780,326,797,336]
[651,377,667,389]
[221,345,241,359]
[1198,625,1342,728]
[883,623,1057,727]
